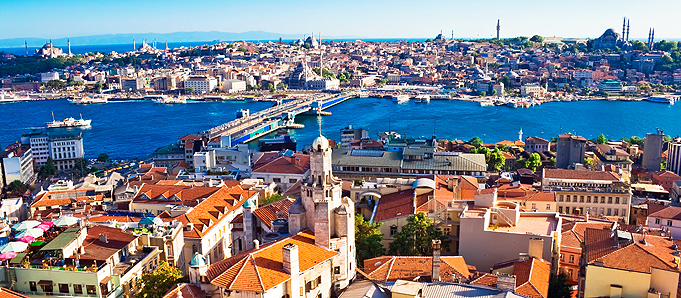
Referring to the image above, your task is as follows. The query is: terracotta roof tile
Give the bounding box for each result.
[543,169,620,181]
[649,206,681,221]
[362,256,471,282]
[0,287,30,298]
[252,198,295,229]
[252,153,310,175]
[163,283,205,298]
[208,230,337,291]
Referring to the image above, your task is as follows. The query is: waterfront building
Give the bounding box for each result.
[39,71,59,83]
[524,137,550,153]
[121,77,146,92]
[25,131,84,171]
[595,79,624,94]
[221,79,246,93]
[193,144,250,174]
[1,143,34,185]
[541,168,632,222]
[152,76,179,91]
[581,229,679,298]
[556,134,586,169]
[185,76,218,94]
[642,129,665,171]
[520,83,544,97]
[152,143,185,169]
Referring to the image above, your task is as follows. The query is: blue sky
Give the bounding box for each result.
[1,0,680,40]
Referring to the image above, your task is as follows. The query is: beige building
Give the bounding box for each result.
[542,169,632,222]
[581,228,679,298]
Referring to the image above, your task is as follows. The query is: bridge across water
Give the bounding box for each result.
[202,92,356,147]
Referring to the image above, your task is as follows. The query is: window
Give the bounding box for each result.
[568,269,573,278]
[600,208,604,215]
[74,285,82,295]
[569,255,575,263]
[289,179,297,183]
[390,226,398,237]
[587,196,591,203]
[608,197,613,204]
[600,197,605,204]
[580,196,584,203]
[607,208,611,216]
[560,253,564,261]
[668,220,673,226]
[546,204,551,210]
[532,203,537,210]
[306,281,311,292]
[273,178,281,183]
[316,276,321,287]
[559,195,564,202]
[615,197,620,204]
[86,285,97,295]
[59,284,69,294]
[565,207,570,214]
[622,209,626,216]
[614,209,619,216]
[334,266,340,274]
[30,282,37,292]
[622,198,627,204]
[558,206,563,213]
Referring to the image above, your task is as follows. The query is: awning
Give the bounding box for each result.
[100,276,112,284]
[37,280,52,286]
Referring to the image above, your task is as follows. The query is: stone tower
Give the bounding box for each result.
[290,134,356,289]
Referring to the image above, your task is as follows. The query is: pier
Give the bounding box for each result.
[202,92,356,147]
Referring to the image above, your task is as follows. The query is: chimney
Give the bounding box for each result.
[282,243,299,275]
[528,238,543,259]
[432,239,441,282]
[99,234,108,243]
[253,239,260,250]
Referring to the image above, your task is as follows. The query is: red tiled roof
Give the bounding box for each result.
[252,153,310,175]
[252,198,295,228]
[163,283,205,298]
[493,258,551,298]
[649,206,681,220]
[0,287,30,298]
[543,169,620,181]
[586,229,678,274]
[363,256,471,282]
[31,189,103,208]
[374,189,430,222]
[131,184,223,206]
[77,225,138,261]
[207,230,337,291]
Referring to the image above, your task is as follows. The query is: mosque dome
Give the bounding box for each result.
[189,252,207,267]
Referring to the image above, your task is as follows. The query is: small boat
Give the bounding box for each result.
[46,112,91,128]
[479,100,493,107]
[392,94,409,103]
[146,95,187,104]
[414,95,430,103]
[645,95,677,104]
[68,95,108,104]
[0,92,31,103]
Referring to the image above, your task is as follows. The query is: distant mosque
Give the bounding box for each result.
[35,39,70,58]
[594,17,633,51]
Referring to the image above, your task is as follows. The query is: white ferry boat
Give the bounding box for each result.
[0,92,31,103]
[414,95,430,103]
[645,95,677,104]
[146,95,187,104]
[479,100,494,107]
[68,95,108,104]
[46,112,91,128]
[392,94,409,103]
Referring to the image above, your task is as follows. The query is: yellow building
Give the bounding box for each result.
[581,228,679,298]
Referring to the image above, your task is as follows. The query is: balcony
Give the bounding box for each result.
[543,185,630,194]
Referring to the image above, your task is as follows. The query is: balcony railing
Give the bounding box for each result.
[543,186,630,194]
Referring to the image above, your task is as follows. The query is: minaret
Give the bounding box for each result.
[67,39,72,56]
[24,40,28,56]
[496,19,501,40]
[651,28,655,50]
[622,17,626,39]
[626,19,630,41]
[165,41,168,50]
[647,28,652,48]
[133,38,136,50]
[519,128,523,141]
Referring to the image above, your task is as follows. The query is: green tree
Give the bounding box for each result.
[631,40,649,52]
[338,73,348,83]
[491,89,497,96]
[261,193,285,206]
[38,157,57,179]
[267,83,275,93]
[514,158,528,169]
[469,136,483,147]
[661,160,667,171]
[549,157,556,167]
[487,148,506,172]
[72,158,93,178]
[479,91,487,97]
[584,157,594,166]
[378,78,388,85]
[388,213,449,256]
[46,79,66,90]
[530,35,544,44]
[355,215,385,265]
[7,180,27,194]
[137,261,189,298]
[97,153,109,163]
[548,273,572,298]
[93,81,104,91]
[186,87,195,93]
[596,134,608,144]
[500,76,511,89]
[277,83,288,90]
[527,152,542,171]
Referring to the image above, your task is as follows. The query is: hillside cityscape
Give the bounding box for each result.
[1,10,681,298]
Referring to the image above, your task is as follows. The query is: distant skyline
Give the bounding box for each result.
[1,0,680,42]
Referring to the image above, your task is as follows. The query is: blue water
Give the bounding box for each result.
[0,98,679,159]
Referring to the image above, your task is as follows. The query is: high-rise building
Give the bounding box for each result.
[668,138,681,176]
[556,134,586,169]
[642,129,665,171]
